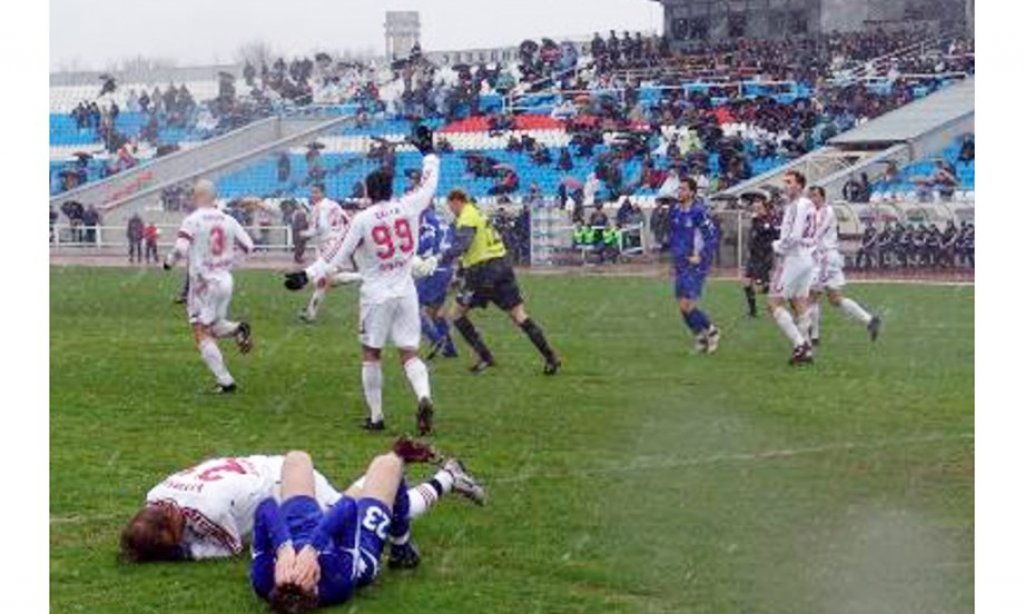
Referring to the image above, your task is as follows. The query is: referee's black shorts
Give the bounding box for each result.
[745,255,773,286]
[457,256,523,311]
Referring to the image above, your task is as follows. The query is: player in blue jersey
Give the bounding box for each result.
[415,205,458,360]
[666,177,721,353]
[250,440,485,613]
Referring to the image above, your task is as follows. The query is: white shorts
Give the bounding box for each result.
[358,292,421,349]
[812,252,846,292]
[188,273,233,326]
[769,256,815,300]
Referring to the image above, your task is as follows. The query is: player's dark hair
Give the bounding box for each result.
[809,185,826,199]
[269,583,319,614]
[447,188,469,203]
[784,170,807,188]
[365,168,394,203]
[119,506,187,563]
[311,183,325,193]
[681,176,698,193]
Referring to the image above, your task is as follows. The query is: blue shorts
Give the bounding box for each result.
[416,268,454,308]
[280,495,323,547]
[343,498,392,587]
[279,496,391,588]
[674,268,707,300]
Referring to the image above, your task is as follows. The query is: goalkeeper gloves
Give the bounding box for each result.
[408,124,435,156]
[284,270,309,291]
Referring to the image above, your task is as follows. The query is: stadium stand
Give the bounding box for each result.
[49,28,974,273]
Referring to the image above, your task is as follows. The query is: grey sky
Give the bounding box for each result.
[50,0,662,71]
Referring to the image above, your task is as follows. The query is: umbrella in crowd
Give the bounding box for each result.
[560,177,583,190]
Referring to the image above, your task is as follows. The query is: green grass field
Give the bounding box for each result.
[50,266,974,613]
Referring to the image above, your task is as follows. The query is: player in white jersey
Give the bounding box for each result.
[767,170,817,365]
[298,184,360,323]
[163,179,255,392]
[806,186,881,345]
[285,126,439,435]
[120,454,343,561]
[119,437,466,563]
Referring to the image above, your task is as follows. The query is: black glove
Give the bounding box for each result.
[162,261,172,271]
[409,124,435,155]
[284,270,309,291]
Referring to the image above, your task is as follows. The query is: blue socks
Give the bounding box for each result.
[683,308,711,335]
[420,314,442,345]
[389,478,411,543]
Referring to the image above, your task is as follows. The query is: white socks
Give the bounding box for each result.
[199,338,233,386]
[839,297,872,325]
[773,306,806,348]
[362,361,384,423]
[807,302,821,340]
[408,470,454,519]
[306,286,326,319]
[403,357,431,402]
[211,320,239,338]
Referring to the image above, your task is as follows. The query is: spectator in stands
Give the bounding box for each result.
[127,213,144,263]
[489,168,519,196]
[930,161,959,201]
[939,221,958,268]
[855,221,878,269]
[291,205,309,263]
[144,222,160,264]
[277,152,291,183]
[958,134,974,163]
[551,99,577,121]
[82,205,101,245]
[49,206,58,243]
[557,148,574,171]
[524,184,545,210]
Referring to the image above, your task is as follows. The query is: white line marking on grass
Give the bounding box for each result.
[491,432,974,484]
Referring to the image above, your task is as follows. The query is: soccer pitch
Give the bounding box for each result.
[50,266,974,613]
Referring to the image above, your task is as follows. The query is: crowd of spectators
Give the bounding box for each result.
[855,220,974,269]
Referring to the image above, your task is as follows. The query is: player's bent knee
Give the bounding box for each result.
[368,453,403,475]
[284,450,313,467]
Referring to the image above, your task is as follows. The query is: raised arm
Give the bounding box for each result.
[399,125,441,216]
[398,154,440,216]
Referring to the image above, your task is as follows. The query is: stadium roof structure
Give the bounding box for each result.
[828,76,975,147]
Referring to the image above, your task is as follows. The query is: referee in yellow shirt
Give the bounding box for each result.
[440,189,560,375]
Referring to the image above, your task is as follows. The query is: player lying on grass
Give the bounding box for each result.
[284,125,440,434]
[120,454,342,561]
[163,179,255,393]
[119,438,475,562]
[250,444,485,613]
[806,185,881,346]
